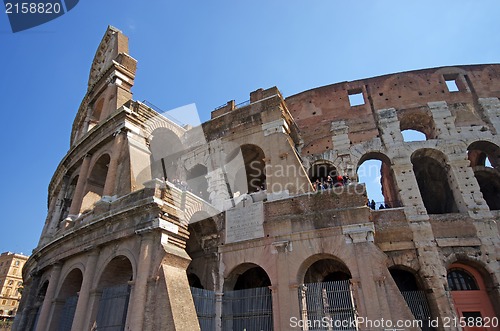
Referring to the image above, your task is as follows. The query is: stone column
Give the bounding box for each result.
[126,232,153,330]
[271,240,297,330]
[70,249,99,331]
[391,161,428,221]
[103,130,126,196]
[68,154,92,216]
[35,264,62,331]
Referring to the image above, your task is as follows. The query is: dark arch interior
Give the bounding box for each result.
[240,145,266,193]
[188,273,204,289]
[308,162,338,182]
[58,269,83,300]
[98,256,133,289]
[187,164,209,200]
[389,269,419,291]
[304,259,351,283]
[234,267,271,290]
[412,152,457,214]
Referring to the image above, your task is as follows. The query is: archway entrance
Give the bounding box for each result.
[447,263,499,331]
[92,256,133,331]
[223,264,273,331]
[389,268,433,330]
[299,258,356,330]
[411,149,458,214]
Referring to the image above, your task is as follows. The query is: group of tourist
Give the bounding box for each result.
[313,174,351,191]
[367,199,393,210]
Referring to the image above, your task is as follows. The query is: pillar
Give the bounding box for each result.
[103,130,126,196]
[126,232,153,330]
[34,264,62,331]
[70,249,99,331]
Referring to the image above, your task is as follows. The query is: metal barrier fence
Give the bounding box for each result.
[57,295,78,331]
[191,287,217,331]
[95,284,131,331]
[298,280,357,331]
[222,287,273,331]
[401,291,433,331]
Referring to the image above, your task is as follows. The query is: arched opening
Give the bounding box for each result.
[467,141,499,169]
[50,269,83,331]
[402,129,427,142]
[357,153,400,210]
[80,154,110,212]
[398,110,435,140]
[300,258,356,329]
[149,128,184,181]
[389,267,433,329]
[308,161,340,190]
[223,264,273,331]
[186,164,209,200]
[468,141,500,211]
[447,263,499,330]
[411,149,458,214]
[240,144,266,193]
[187,273,204,289]
[93,256,133,331]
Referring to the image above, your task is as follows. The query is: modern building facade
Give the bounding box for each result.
[14,26,500,331]
[0,252,28,320]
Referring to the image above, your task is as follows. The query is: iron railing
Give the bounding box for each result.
[191,287,217,331]
[298,280,357,331]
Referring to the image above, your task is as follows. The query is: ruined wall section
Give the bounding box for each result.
[286,64,500,156]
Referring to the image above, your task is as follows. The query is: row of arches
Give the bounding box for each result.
[29,256,133,331]
[312,140,499,214]
[188,257,499,331]
[149,126,269,200]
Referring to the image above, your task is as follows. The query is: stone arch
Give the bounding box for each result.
[357,151,400,208]
[308,159,339,189]
[91,255,134,331]
[223,263,273,331]
[388,266,422,291]
[468,140,499,168]
[224,263,272,292]
[50,268,83,331]
[446,261,499,323]
[149,127,185,181]
[80,153,111,212]
[398,109,435,139]
[297,254,351,284]
[411,148,458,214]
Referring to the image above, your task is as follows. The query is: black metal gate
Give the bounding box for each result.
[95,284,131,331]
[57,295,78,331]
[401,291,433,331]
[191,287,216,331]
[222,287,273,331]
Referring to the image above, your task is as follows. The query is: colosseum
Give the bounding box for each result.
[14,26,499,331]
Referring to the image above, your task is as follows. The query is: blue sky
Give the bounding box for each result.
[1,1,499,255]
